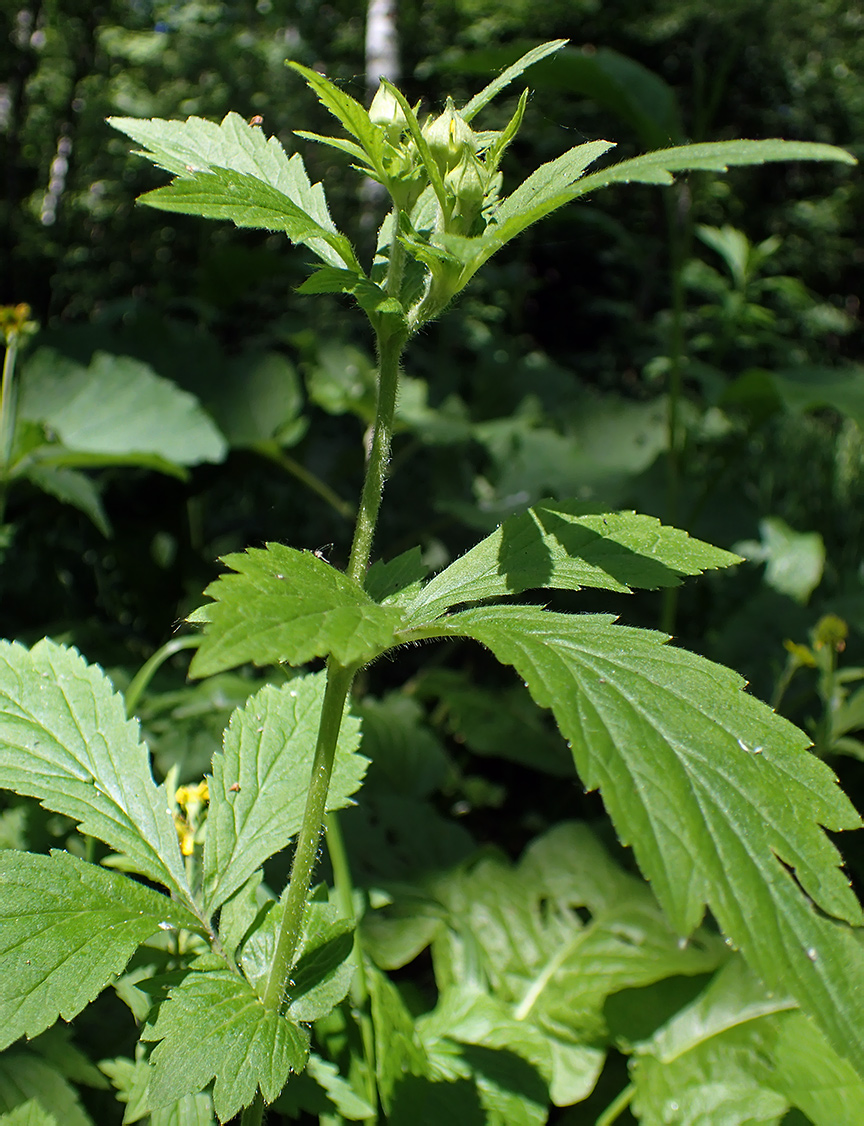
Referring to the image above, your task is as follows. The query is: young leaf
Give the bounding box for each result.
[189,543,404,678]
[0,850,200,1050]
[287,63,387,181]
[414,605,864,1073]
[403,501,739,624]
[143,962,310,1123]
[272,1054,376,1121]
[459,39,569,122]
[0,1103,57,1126]
[108,112,359,270]
[19,349,226,468]
[100,1051,216,1126]
[203,674,365,914]
[0,639,195,908]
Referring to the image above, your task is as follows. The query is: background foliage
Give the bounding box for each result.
[1,0,863,1122]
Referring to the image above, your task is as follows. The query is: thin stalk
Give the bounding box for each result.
[0,331,20,524]
[596,1083,635,1126]
[660,184,691,635]
[326,811,378,1121]
[259,207,408,1021]
[255,442,355,521]
[124,635,202,718]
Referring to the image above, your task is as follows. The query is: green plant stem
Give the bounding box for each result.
[124,634,202,717]
[661,185,691,635]
[260,207,408,1021]
[256,442,355,521]
[0,331,20,524]
[326,811,378,1121]
[596,1083,635,1126]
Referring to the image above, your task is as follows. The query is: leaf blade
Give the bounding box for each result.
[0,639,195,908]
[419,605,864,1072]
[189,543,404,677]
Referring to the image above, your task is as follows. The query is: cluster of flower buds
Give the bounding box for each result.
[368,87,492,235]
[0,304,38,346]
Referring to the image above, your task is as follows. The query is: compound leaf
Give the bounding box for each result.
[0,850,199,1050]
[143,962,309,1123]
[404,501,739,623]
[0,639,195,908]
[204,674,365,914]
[414,605,864,1072]
[189,543,404,678]
[108,112,358,270]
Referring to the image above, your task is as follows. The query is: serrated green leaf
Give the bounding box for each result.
[29,1026,109,1090]
[0,1054,92,1125]
[430,823,721,1105]
[452,140,613,286]
[272,1054,376,1121]
[203,674,365,913]
[404,501,739,624]
[0,639,195,908]
[571,138,856,196]
[459,39,569,122]
[365,547,429,606]
[108,112,357,269]
[0,1102,57,1126]
[143,964,310,1123]
[189,543,403,677]
[296,266,403,321]
[287,63,387,179]
[20,465,111,536]
[416,605,864,1072]
[100,1051,216,1126]
[0,851,198,1050]
[368,965,429,1114]
[19,350,226,468]
[241,897,354,1021]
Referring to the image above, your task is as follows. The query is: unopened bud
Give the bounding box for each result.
[422,97,477,173]
[445,147,486,216]
[369,84,407,142]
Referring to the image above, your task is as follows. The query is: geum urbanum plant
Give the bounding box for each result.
[0,40,861,1124]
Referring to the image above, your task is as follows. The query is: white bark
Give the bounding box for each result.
[366,0,400,92]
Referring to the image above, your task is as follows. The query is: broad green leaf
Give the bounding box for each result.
[735,516,825,604]
[571,138,856,197]
[357,691,450,797]
[100,1052,216,1126]
[203,674,366,913]
[430,823,722,1105]
[0,850,199,1050]
[414,606,864,1072]
[20,464,111,536]
[189,543,404,678]
[769,1010,864,1125]
[18,350,226,467]
[0,639,195,907]
[459,39,569,122]
[287,63,387,180]
[108,112,358,269]
[143,962,310,1123]
[404,501,739,624]
[0,1054,91,1125]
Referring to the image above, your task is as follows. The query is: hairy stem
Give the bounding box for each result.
[259,209,407,1020]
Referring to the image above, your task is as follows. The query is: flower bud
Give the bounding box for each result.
[369,84,407,142]
[422,97,477,173]
[444,147,487,228]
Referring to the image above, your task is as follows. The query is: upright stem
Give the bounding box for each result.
[0,331,20,524]
[256,208,408,1025]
